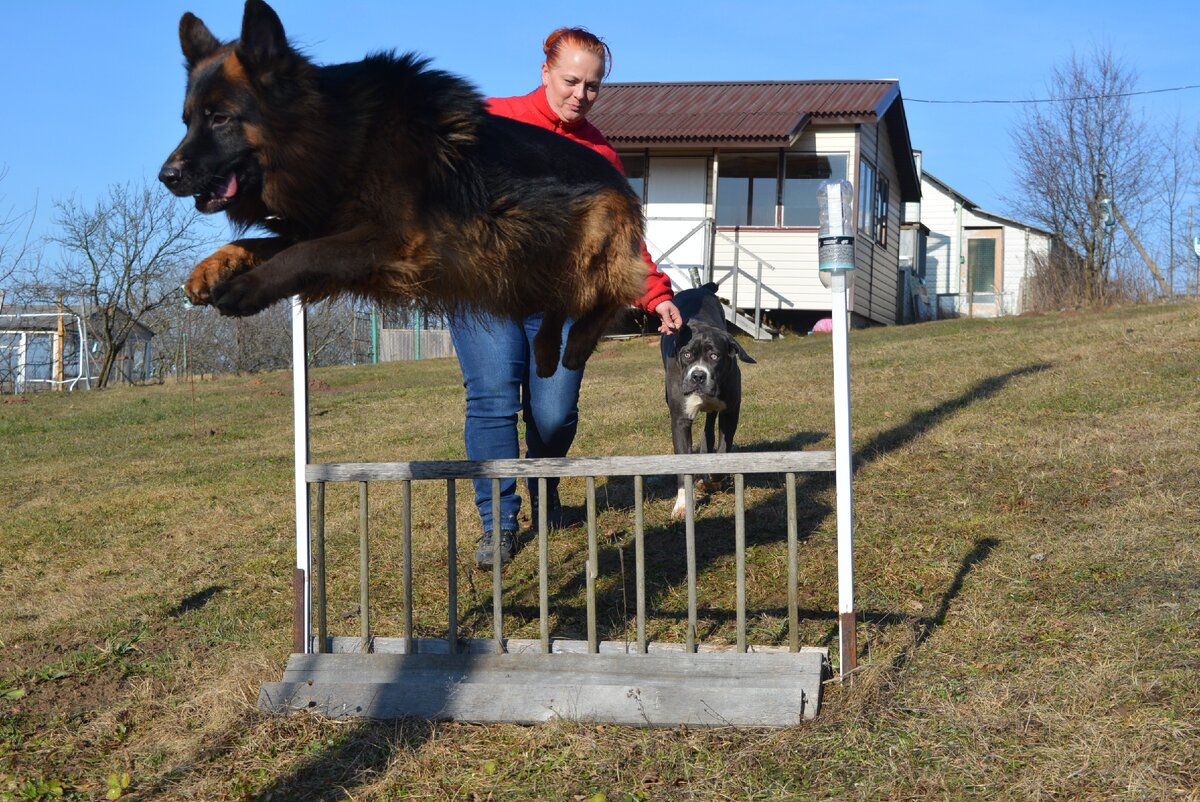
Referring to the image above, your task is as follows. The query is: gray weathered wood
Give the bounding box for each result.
[259,650,826,726]
[313,635,827,657]
[306,451,833,483]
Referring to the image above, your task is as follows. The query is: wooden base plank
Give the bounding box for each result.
[259,649,827,727]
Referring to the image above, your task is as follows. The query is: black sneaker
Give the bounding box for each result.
[475,529,516,569]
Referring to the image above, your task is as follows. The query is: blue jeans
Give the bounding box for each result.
[449,310,583,532]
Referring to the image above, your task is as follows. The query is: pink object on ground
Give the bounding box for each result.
[811,317,833,334]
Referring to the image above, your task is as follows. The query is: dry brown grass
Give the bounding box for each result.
[2,301,1199,800]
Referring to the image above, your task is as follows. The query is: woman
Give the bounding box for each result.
[452,27,681,569]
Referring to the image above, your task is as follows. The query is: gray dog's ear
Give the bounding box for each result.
[730,338,756,364]
[671,324,693,355]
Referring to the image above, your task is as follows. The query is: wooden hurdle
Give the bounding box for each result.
[261,296,857,726]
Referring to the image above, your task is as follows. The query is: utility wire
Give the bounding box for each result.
[908,82,1200,104]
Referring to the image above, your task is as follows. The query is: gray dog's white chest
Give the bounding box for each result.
[683,393,727,420]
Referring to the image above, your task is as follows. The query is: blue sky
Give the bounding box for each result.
[1,0,1196,255]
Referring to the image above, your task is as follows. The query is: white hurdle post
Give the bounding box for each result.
[818,179,858,680]
[291,296,312,654]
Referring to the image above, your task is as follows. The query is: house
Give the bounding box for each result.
[588,79,922,334]
[910,157,1054,318]
[0,303,154,392]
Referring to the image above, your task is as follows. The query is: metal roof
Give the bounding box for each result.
[589,79,920,201]
[589,80,901,147]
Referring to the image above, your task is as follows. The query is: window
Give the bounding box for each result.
[857,159,876,236]
[782,154,848,227]
[717,152,849,228]
[874,176,890,246]
[620,152,647,203]
[24,333,52,383]
[716,154,778,227]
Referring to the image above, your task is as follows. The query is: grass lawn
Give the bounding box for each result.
[1,301,1198,800]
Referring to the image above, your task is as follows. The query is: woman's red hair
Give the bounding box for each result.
[543,27,613,79]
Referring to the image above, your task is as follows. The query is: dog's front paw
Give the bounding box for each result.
[533,351,561,378]
[210,272,278,317]
[671,487,689,519]
[560,343,591,373]
[184,243,266,306]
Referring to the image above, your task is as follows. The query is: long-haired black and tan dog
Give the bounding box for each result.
[160,0,648,377]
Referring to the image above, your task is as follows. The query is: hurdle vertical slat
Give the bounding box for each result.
[291,296,311,654]
[359,481,370,653]
[786,471,799,653]
[491,478,503,653]
[537,477,550,654]
[586,476,598,654]
[446,479,458,654]
[634,474,646,654]
[831,268,858,679]
[735,473,746,653]
[314,481,327,654]
[684,474,697,653]
[402,479,414,652]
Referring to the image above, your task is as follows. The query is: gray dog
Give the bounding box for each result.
[660,283,756,518]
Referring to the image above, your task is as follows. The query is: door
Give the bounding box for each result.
[965,229,1003,317]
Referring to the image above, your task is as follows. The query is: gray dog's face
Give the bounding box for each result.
[675,324,755,398]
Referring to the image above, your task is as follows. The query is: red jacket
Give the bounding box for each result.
[486,88,674,314]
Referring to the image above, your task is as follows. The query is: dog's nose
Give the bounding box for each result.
[158,164,182,188]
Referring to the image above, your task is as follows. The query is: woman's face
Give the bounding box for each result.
[541,46,604,124]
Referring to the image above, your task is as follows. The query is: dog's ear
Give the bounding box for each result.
[238,0,289,75]
[179,13,221,69]
[674,324,693,354]
[729,338,756,364]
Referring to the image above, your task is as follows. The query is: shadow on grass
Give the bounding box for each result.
[141,712,435,802]
[253,718,435,802]
[167,584,227,618]
[887,536,1002,670]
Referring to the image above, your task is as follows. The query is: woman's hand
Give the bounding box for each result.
[654,300,683,334]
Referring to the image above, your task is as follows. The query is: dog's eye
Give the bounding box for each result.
[681,349,693,360]
[708,352,719,361]
[205,109,231,127]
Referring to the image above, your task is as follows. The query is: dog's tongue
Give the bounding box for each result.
[217,172,238,199]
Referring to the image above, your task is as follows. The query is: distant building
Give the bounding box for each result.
[908,158,1054,318]
[0,303,154,392]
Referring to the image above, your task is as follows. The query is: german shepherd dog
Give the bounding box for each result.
[159,0,648,377]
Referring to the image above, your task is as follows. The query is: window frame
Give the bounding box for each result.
[715,150,851,230]
[874,175,890,247]
[857,158,876,238]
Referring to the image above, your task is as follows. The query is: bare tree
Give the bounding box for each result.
[1153,112,1194,297]
[0,167,38,293]
[49,180,212,387]
[1009,46,1154,304]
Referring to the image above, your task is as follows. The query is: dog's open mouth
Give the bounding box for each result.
[194,171,240,214]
